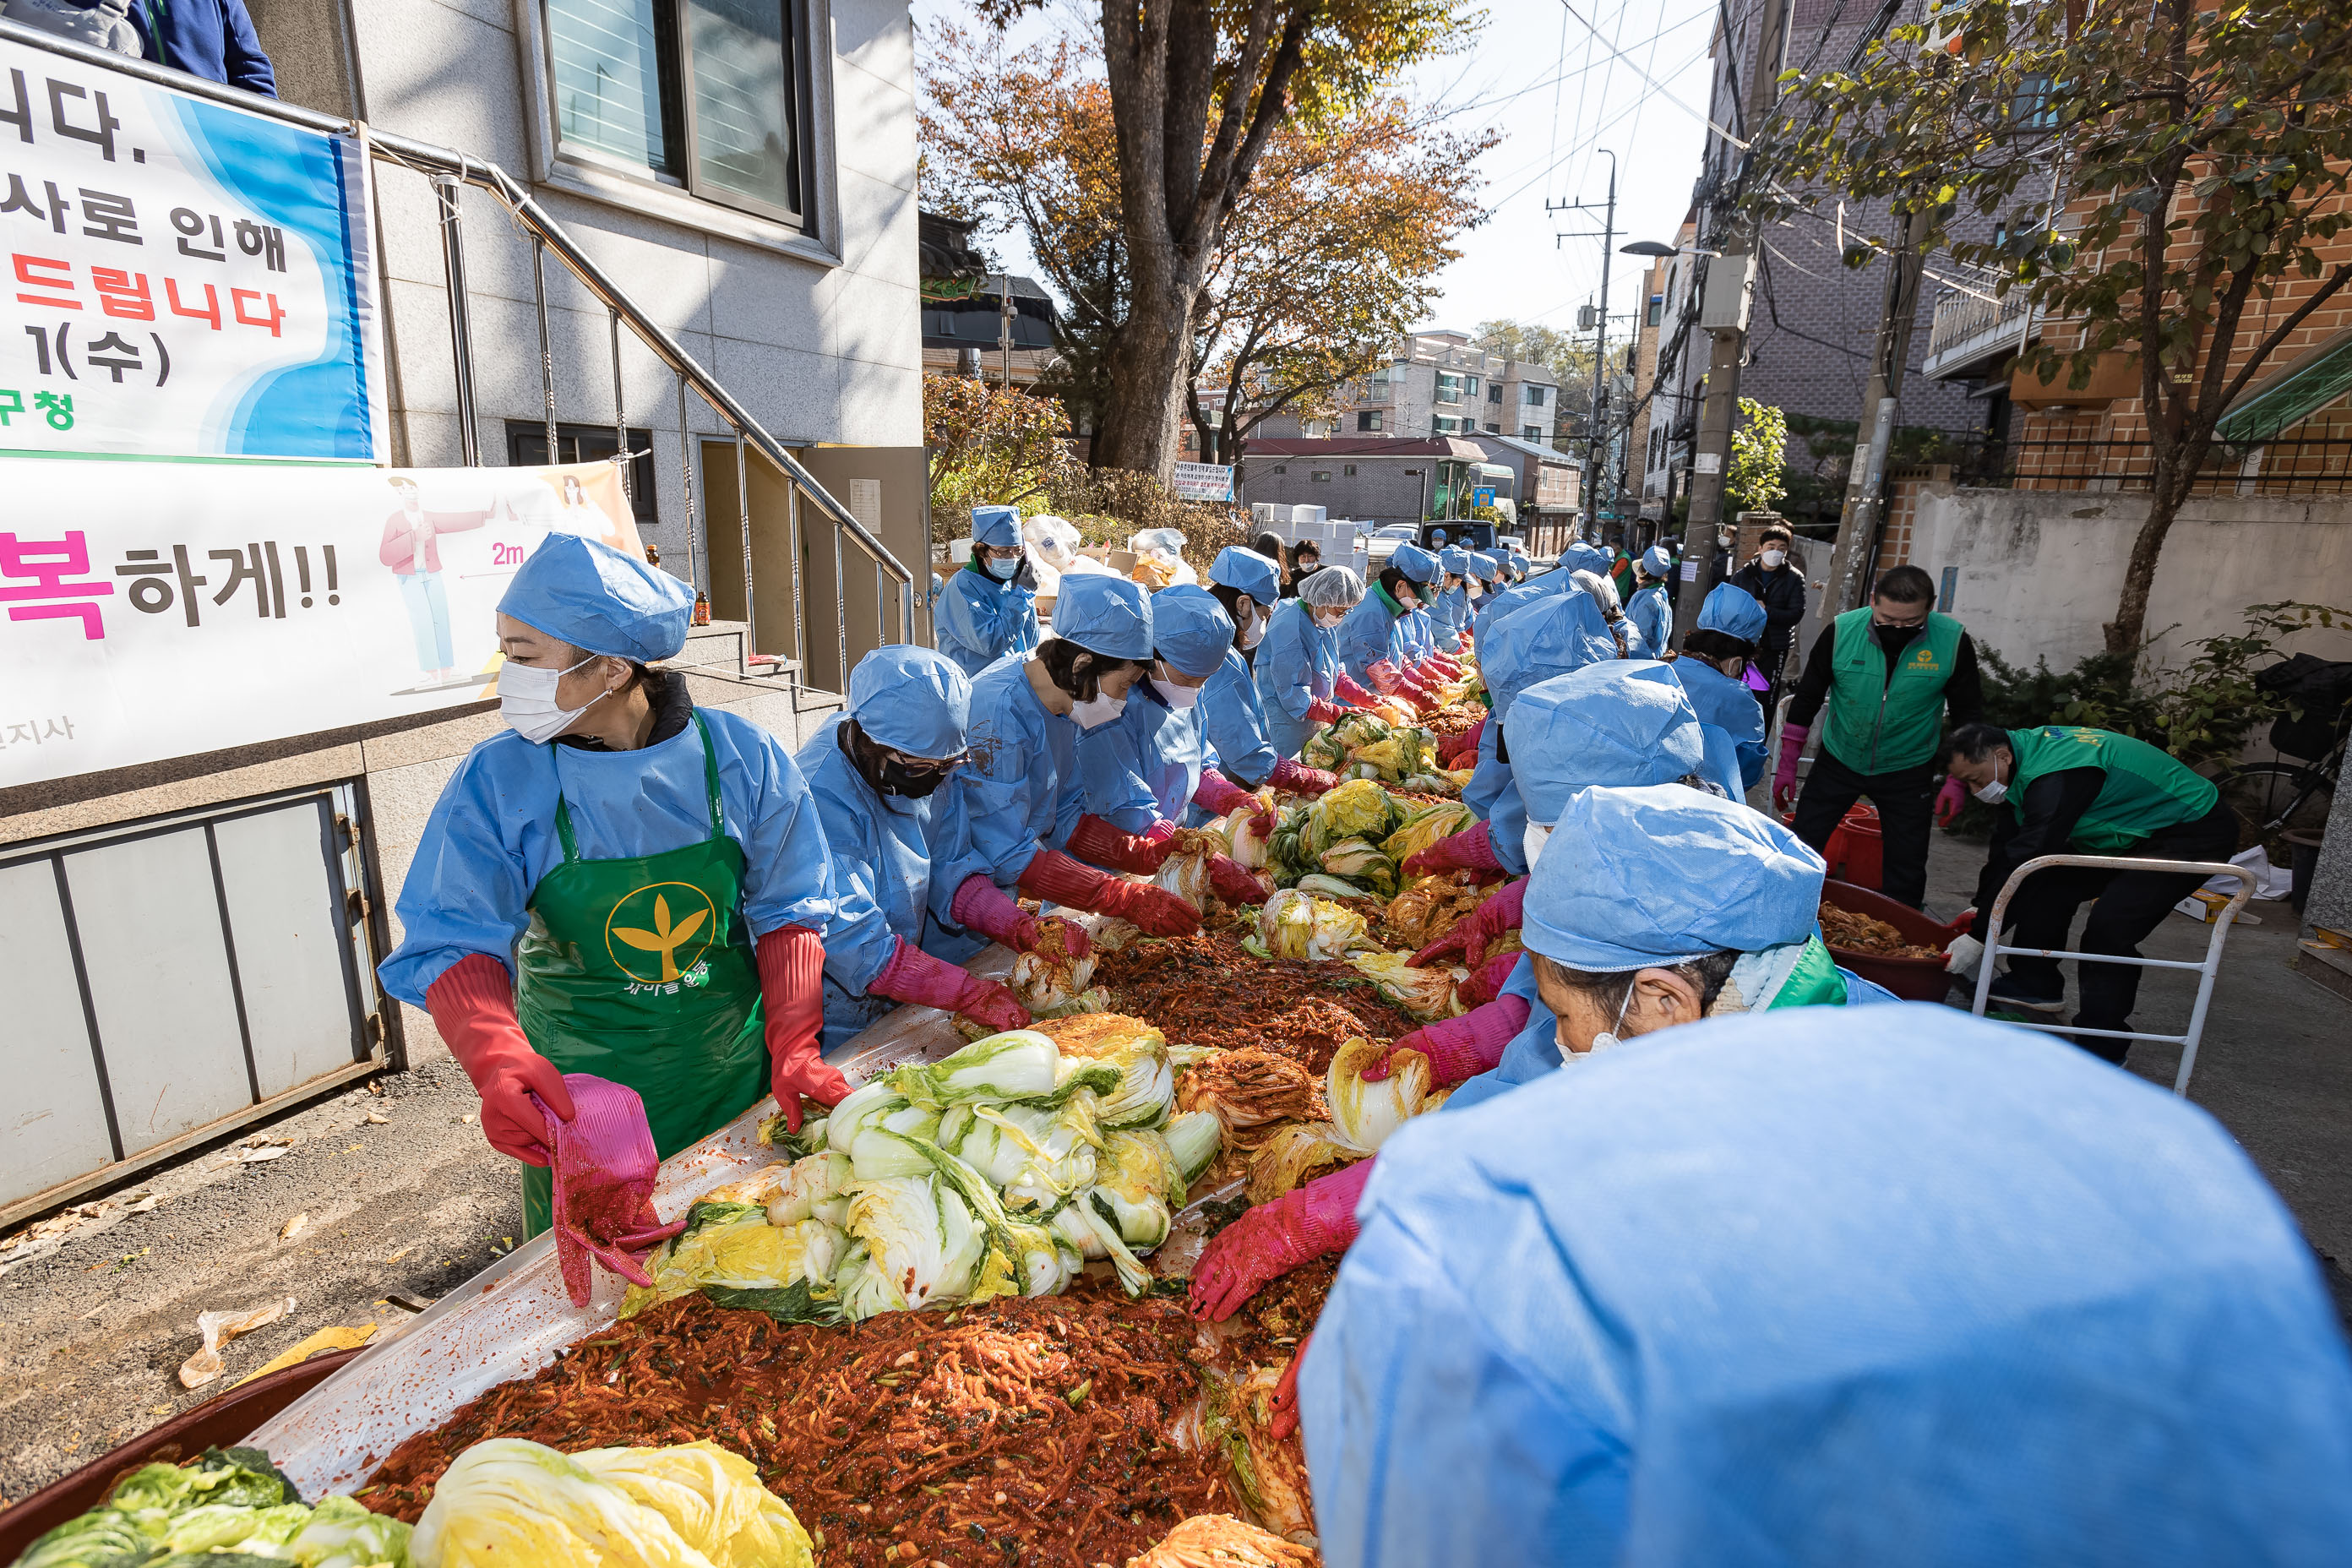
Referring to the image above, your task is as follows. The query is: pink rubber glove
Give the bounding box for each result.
[1332,673,1380,709]
[1195,770,1274,839]
[755,924,847,1131]
[1190,1160,1372,1321]
[1773,722,1808,814]
[868,936,1032,1032]
[1066,813,1175,875]
[1455,949,1522,1008]
[1401,822,1504,878]
[1408,878,1524,969]
[949,872,1091,958]
[1206,854,1270,906]
[537,1074,688,1308]
[1935,776,1968,827]
[1270,756,1341,796]
[1365,993,1532,1085]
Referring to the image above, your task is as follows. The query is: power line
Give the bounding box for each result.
[1558,0,1750,148]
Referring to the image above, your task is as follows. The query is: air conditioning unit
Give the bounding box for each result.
[1698,254,1755,333]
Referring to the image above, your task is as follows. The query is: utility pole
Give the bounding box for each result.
[1821,203,1936,618]
[1549,150,1618,546]
[1669,0,1795,640]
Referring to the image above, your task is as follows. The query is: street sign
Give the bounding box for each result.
[1172,461,1234,502]
[1472,486,1495,508]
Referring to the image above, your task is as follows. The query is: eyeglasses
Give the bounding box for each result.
[886,750,967,776]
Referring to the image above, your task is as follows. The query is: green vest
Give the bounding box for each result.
[2004,726,2219,851]
[1822,609,1965,774]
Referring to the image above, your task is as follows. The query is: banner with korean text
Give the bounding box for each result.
[1,456,647,787]
[1,35,385,460]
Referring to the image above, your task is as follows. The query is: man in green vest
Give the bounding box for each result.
[1941,721,2236,1062]
[1774,565,1984,907]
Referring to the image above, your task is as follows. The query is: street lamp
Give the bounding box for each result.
[1620,240,1677,259]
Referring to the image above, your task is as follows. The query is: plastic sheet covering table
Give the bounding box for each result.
[245,942,1023,1500]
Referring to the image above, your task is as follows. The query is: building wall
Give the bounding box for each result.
[1240,458,1432,529]
[1909,485,2352,672]
[1327,333,1558,444]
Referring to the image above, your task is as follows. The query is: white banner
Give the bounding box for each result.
[1,456,647,787]
[0,35,385,460]
[1171,460,1233,502]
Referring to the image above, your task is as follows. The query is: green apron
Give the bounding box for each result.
[514,711,770,1235]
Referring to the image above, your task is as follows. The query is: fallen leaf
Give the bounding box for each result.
[280,1213,308,1241]
[383,1244,416,1264]
[178,1298,295,1389]
[122,1192,161,1214]
[363,1111,389,1125]
[342,1143,363,1153]
[231,1146,290,1164]
[231,1322,376,1386]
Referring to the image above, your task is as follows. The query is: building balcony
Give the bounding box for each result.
[1922,287,2038,382]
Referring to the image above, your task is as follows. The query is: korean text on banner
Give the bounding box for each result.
[1171,461,1233,503]
[0,36,385,461]
[0,458,646,787]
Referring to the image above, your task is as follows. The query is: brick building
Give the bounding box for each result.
[1237,437,1501,530]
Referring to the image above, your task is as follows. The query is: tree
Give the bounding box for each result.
[1728,398,1791,514]
[923,374,1075,551]
[1473,318,1598,432]
[970,0,1467,480]
[1189,101,1493,464]
[1750,0,2352,656]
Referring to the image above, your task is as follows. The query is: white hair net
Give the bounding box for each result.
[1299,563,1364,610]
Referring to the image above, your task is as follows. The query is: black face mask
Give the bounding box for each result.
[877,759,955,798]
[1873,618,1925,656]
[841,719,957,800]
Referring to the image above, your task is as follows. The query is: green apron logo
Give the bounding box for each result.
[606,883,719,983]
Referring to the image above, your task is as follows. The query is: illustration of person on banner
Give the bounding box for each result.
[379,476,494,690]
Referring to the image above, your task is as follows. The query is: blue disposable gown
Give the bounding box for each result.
[1459,711,1528,875]
[1425,585,1470,648]
[1302,1006,2352,1568]
[1335,591,1413,685]
[379,708,834,1005]
[1674,658,1771,791]
[1469,572,1565,655]
[1255,600,1338,760]
[1400,607,1436,664]
[958,656,1086,885]
[794,717,989,1048]
[1199,646,1280,790]
[1627,580,1672,653]
[934,564,1040,678]
[1075,683,1209,834]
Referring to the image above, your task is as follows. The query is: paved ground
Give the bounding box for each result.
[2,826,2346,1506]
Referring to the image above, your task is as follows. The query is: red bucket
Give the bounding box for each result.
[1783,803,1885,890]
[1820,878,1964,1001]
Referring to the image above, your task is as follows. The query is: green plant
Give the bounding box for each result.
[1727,398,1789,515]
[923,373,1079,553]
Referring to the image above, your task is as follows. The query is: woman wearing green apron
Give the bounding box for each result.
[379,533,843,1244]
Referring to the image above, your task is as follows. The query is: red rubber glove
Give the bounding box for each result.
[868,936,1032,1032]
[948,872,1090,958]
[1332,673,1380,709]
[1018,849,1200,936]
[1455,949,1522,1009]
[755,924,846,1132]
[1066,813,1175,875]
[1270,756,1341,796]
[1303,694,1352,726]
[1935,776,1968,827]
[537,1074,687,1307]
[1435,717,1484,767]
[1401,822,1504,878]
[1364,658,1409,695]
[427,952,574,1167]
[1364,994,1531,1085]
[1425,653,1462,679]
[1773,722,1808,814]
[1190,1160,1372,1321]
[1408,878,1524,969]
[1195,770,1275,838]
[1206,853,1270,906]
[1270,1333,1309,1441]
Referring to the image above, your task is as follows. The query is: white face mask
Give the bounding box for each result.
[1070,690,1127,729]
[499,654,605,744]
[1522,821,1552,870]
[1149,675,1201,710]
[1312,607,1348,629]
[1760,548,1787,569]
[1973,763,2009,805]
[1559,977,1637,1064]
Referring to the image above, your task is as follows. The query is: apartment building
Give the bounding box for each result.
[1325,330,1560,444]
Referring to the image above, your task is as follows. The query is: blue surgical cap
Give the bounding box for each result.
[1389,542,1440,584]
[1049,572,1154,660]
[1642,544,1674,577]
[1698,581,1769,642]
[1523,783,1827,970]
[1560,541,1612,577]
[1507,662,1707,825]
[1150,584,1234,678]
[1508,549,1529,573]
[1482,591,1623,718]
[1468,552,1501,582]
[971,504,1021,550]
[1209,546,1281,605]
[1440,547,1471,576]
[850,645,971,759]
[498,531,694,662]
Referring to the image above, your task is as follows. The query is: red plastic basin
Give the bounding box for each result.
[1821,878,1965,1001]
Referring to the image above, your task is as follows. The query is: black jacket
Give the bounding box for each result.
[1727,561,1808,646]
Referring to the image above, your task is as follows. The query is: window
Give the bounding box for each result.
[547,0,810,225]
[1356,409,1383,433]
[1271,465,1288,475]
[1522,384,1548,407]
[1343,464,1357,476]
[1431,415,1466,435]
[1311,470,1332,482]
[1486,383,1503,405]
[1647,294,1663,326]
[1434,373,1464,404]
[1484,422,1500,434]
[1522,424,1543,441]
[508,421,657,521]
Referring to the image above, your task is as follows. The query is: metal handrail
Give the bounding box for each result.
[1968,855,2251,1097]
[0,19,917,685]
